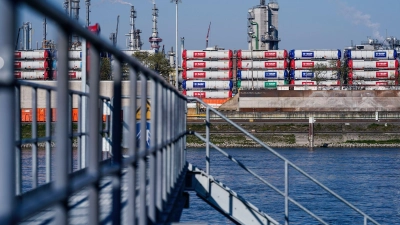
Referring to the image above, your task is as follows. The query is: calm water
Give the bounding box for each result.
[21,147,400,224]
[180,147,400,225]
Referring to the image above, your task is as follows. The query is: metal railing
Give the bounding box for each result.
[0,0,187,224]
[187,97,381,225]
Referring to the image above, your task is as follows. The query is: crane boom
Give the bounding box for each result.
[115,15,120,45]
[206,21,211,48]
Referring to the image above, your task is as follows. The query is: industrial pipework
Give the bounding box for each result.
[149,1,162,51]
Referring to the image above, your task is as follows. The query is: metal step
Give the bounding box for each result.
[186,163,280,225]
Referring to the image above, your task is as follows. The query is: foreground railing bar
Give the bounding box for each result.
[88,45,101,225]
[15,85,22,196]
[68,93,73,173]
[156,82,163,214]
[111,59,123,225]
[162,88,167,205]
[20,0,182,98]
[31,87,38,189]
[169,93,177,191]
[188,97,380,224]
[78,95,83,170]
[16,159,113,220]
[46,89,52,181]
[128,67,138,225]
[0,0,16,221]
[139,76,148,225]
[53,27,70,225]
[148,78,158,223]
[284,161,289,225]
[166,90,171,197]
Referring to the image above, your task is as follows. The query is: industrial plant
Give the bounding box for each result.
[13,0,400,110]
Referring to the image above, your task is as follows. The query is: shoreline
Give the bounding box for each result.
[20,141,400,149]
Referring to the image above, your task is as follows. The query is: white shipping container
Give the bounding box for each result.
[182,70,232,80]
[237,80,287,89]
[289,49,341,60]
[182,80,233,90]
[53,71,83,80]
[182,60,232,70]
[237,70,288,80]
[69,51,82,59]
[14,61,49,70]
[290,60,340,69]
[182,90,232,98]
[182,50,233,60]
[348,60,399,70]
[349,80,397,86]
[349,70,398,80]
[14,71,49,79]
[290,70,338,80]
[52,60,82,70]
[237,60,288,69]
[346,50,397,60]
[291,80,340,86]
[236,50,288,59]
[14,50,50,59]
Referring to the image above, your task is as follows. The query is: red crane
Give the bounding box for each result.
[206,22,211,48]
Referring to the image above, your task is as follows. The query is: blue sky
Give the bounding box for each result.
[18,0,400,51]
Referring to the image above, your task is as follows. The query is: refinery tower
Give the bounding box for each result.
[248,0,280,50]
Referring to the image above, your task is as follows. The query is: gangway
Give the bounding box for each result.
[0,0,382,224]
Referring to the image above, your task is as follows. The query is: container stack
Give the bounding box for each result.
[236,50,289,90]
[53,50,83,80]
[346,50,399,89]
[182,50,233,108]
[289,50,341,90]
[14,50,51,80]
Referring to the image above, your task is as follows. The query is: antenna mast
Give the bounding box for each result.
[206,22,211,48]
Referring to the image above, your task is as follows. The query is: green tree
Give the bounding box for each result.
[308,59,349,90]
[129,51,172,82]
[100,57,111,80]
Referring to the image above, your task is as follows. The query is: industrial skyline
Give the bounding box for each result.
[18,0,400,51]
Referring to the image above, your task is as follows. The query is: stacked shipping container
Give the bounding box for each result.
[346,50,399,89]
[53,50,83,79]
[236,50,289,90]
[182,50,233,107]
[289,50,341,90]
[14,50,51,79]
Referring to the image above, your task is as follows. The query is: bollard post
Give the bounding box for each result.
[309,116,315,148]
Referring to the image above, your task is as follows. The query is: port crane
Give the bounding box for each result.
[206,21,211,48]
[110,15,120,46]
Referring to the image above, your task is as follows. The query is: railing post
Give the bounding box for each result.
[15,85,22,195]
[139,75,148,225]
[54,27,70,225]
[206,106,210,176]
[88,44,101,225]
[285,161,289,225]
[156,82,164,216]
[111,59,123,225]
[0,0,16,223]
[308,116,315,148]
[32,87,38,188]
[81,38,88,168]
[128,67,138,225]
[149,78,158,223]
[46,89,51,182]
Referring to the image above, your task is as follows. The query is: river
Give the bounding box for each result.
[20,147,399,224]
[180,147,400,225]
